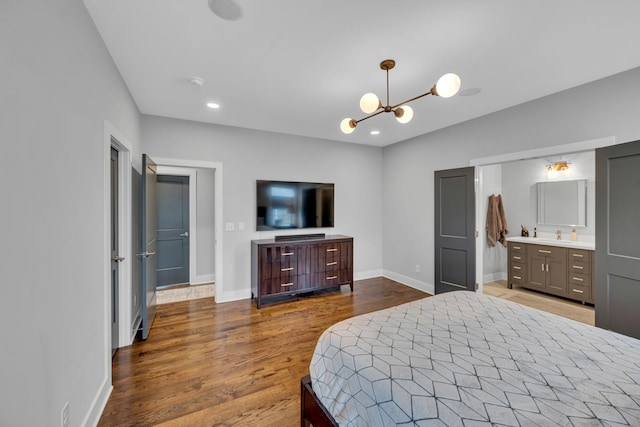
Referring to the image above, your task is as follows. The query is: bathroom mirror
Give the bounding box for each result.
[537,179,587,227]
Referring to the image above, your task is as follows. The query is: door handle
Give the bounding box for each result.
[112,256,125,262]
[179,232,189,237]
[136,251,156,258]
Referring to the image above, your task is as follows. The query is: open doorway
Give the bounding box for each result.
[153,159,222,303]
[472,136,615,294]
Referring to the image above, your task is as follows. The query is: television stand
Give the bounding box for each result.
[251,235,353,308]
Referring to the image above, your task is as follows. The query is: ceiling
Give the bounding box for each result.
[83,0,640,147]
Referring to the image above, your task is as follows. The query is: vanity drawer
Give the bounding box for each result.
[568,284,591,300]
[508,242,527,254]
[568,249,591,262]
[569,260,591,275]
[510,253,526,263]
[510,270,526,285]
[510,263,527,276]
[532,245,564,258]
[569,272,592,287]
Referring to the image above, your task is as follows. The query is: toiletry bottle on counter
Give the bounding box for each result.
[533,227,537,238]
[571,228,577,242]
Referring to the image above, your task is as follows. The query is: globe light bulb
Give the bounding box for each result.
[359,93,380,114]
[395,105,413,124]
[435,73,461,98]
[340,118,356,134]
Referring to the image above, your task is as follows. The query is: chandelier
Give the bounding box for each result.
[340,59,461,134]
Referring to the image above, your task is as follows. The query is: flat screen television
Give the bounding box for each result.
[256,180,334,231]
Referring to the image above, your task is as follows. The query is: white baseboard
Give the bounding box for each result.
[382,270,433,295]
[483,272,507,283]
[83,377,112,427]
[193,274,215,285]
[354,269,384,281]
[215,289,251,304]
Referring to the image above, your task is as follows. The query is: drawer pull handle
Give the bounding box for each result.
[572,288,584,294]
[572,277,584,282]
[572,265,584,269]
[513,256,521,260]
[513,275,521,280]
[281,282,294,287]
[327,261,337,266]
[327,276,338,280]
[513,265,521,270]
[281,267,294,272]
[513,246,521,250]
[326,248,338,252]
[572,254,584,258]
[538,249,552,254]
[282,252,294,256]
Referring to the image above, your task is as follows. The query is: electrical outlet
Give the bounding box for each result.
[61,401,69,427]
[415,264,420,273]
[225,222,235,232]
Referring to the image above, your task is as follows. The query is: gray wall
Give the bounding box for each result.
[141,115,384,299]
[382,67,640,293]
[0,0,142,425]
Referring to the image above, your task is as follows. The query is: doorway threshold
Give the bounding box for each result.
[156,283,214,304]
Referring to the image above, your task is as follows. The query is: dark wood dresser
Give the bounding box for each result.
[251,235,353,308]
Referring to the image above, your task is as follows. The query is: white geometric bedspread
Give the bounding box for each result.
[309,291,640,426]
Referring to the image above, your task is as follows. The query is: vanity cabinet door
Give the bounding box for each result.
[526,245,568,297]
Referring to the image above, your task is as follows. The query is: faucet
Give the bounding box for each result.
[556,230,561,240]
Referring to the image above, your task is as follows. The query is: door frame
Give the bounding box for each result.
[153,157,224,299]
[156,166,198,285]
[470,136,616,293]
[103,121,133,349]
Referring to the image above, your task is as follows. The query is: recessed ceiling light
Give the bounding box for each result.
[370,130,380,135]
[459,87,481,97]
[208,0,243,21]
[207,102,220,109]
[189,76,205,87]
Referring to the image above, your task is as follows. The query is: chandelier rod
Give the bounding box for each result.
[354,89,436,125]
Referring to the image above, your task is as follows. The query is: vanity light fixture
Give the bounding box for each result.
[546,161,571,178]
[340,59,461,134]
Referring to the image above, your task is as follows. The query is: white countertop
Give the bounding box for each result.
[507,236,595,250]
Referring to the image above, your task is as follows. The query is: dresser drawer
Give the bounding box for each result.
[262,276,301,295]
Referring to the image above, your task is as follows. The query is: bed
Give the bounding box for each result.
[301,291,640,426]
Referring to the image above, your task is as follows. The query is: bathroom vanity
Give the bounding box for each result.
[507,237,595,304]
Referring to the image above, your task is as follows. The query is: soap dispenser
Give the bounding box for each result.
[570,228,577,242]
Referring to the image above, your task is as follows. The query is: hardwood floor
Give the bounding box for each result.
[98,277,428,426]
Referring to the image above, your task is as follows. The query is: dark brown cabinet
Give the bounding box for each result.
[251,235,353,308]
[527,245,567,296]
[507,241,593,304]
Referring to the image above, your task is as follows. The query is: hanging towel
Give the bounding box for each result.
[486,194,509,247]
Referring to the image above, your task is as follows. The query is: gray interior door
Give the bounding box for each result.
[110,147,120,355]
[595,140,640,339]
[140,154,158,340]
[435,167,476,294]
[156,175,190,287]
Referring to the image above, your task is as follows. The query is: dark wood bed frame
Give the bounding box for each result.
[300,375,338,427]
